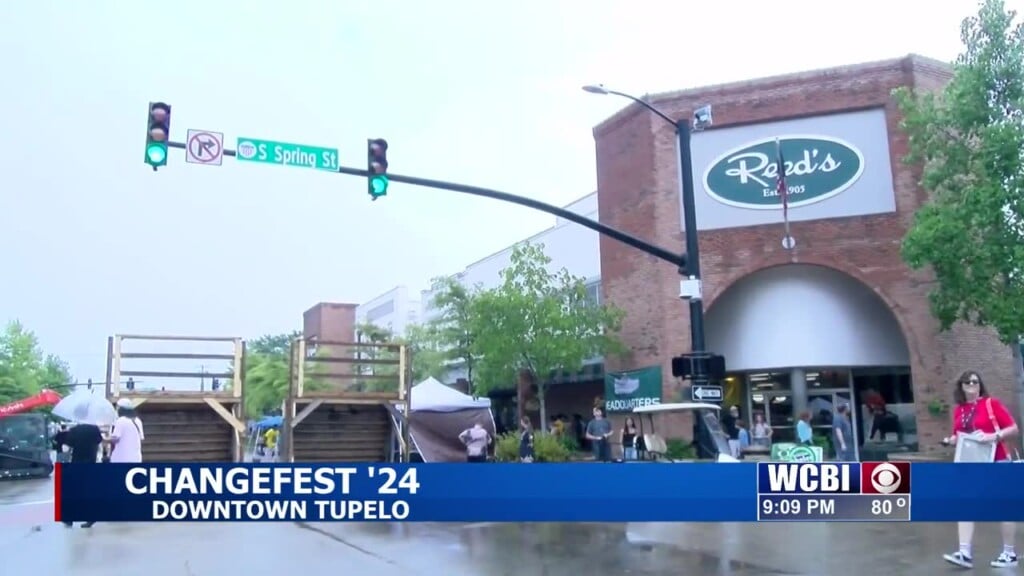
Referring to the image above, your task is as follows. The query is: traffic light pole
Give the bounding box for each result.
[161,140,686,278]
[335,166,687,270]
[677,120,706,355]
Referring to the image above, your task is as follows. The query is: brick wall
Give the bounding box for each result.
[595,55,1020,450]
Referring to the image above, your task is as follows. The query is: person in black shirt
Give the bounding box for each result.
[722,405,742,458]
[518,416,534,463]
[620,417,639,461]
[56,422,103,528]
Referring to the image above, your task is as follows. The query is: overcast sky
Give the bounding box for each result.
[0,0,1013,381]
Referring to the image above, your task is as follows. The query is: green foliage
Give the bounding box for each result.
[812,434,831,451]
[928,398,952,416]
[350,322,401,393]
[243,352,289,418]
[893,0,1024,344]
[468,242,625,424]
[665,438,696,460]
[0,321,73,405]
[494,431,572,462]
[559,433,580,453]
[398,323,448,383]
[248,331,301,356]
[423,275,483,386]
[494,432,519,461]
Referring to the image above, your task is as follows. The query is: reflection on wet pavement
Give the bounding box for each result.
[2,478,1022,575]
[331,522,795,575]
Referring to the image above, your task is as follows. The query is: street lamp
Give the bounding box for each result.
[583,84,712,356]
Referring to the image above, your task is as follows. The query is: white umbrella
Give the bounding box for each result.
[51,389,117,426]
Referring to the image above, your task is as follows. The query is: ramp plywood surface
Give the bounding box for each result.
[292,404,391,462]
[136,403,236,462]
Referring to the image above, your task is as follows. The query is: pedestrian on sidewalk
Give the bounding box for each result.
[942,370,1019,569]
[832,404,855,461]
[56,407,104,528]
[585,407,612,462]
[519,416,535,463]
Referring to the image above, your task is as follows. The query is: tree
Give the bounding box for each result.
[468,243,625,429]
[401,323,449,383]
[424,275,483,386]
[352,322,401,392]
[241,331,301,418]
[894,0,1024,406]
[243,352,290,418]
[248,331,301,356]
[0,321,73,404]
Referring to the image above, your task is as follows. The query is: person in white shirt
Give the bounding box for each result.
[109,399,143,463]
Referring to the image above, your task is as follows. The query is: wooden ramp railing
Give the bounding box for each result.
[105,334,246,462]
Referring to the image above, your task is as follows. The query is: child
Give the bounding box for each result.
[736,420,751,456]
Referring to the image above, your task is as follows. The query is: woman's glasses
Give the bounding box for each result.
[961,379,981,387]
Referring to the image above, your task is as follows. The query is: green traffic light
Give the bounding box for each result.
[146,143,167,165]
[371,175,389,196]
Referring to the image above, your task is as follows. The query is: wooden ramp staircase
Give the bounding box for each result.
[291,402,393,462]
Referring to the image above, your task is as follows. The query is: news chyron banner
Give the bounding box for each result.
[55,462,1024,523]
[757,462,912,521]
[56,463,754,522]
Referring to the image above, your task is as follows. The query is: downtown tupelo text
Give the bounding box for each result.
[152,498,411,521]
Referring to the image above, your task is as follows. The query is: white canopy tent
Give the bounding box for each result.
[395,377,495,462]
[409,377,492,412]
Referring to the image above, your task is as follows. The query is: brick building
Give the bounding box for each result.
[595,54,1020,457]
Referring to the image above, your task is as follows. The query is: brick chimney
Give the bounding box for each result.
[303,302,357,343]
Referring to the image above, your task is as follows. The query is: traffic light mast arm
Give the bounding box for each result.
[336,166,688,272]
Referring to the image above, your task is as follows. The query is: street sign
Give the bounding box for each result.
[691,385,723,403]
[235,137,339,171]
[186,130,224,166]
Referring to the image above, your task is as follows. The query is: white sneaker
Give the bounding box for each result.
[991,552,1019,568]
[943,551,973,568]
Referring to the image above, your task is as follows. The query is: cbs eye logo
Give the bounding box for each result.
[869,463,903,494]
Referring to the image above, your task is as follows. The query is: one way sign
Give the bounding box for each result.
[691,385,723,403]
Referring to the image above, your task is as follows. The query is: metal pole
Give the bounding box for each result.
[677,120,706,355]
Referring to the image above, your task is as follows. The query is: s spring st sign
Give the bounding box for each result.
[702,136,865,210]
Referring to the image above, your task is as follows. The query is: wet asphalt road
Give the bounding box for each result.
[1,477,1020,575]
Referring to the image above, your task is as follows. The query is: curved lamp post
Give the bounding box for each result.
[583,84,712,356]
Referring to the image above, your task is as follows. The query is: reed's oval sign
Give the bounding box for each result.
[702,136,865,210]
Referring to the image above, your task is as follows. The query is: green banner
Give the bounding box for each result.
[770,443,824,463]
[604,366,662,413]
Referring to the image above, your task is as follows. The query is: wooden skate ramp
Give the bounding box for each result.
[105,334,246,463]
[282,337,411,462]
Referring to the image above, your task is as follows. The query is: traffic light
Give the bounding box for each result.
[126,377,136,391]
[671,353,726,381]
[145,102,172,170]
[367,138,389,200]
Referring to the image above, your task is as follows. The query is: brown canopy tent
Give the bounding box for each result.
[404,378,496,462]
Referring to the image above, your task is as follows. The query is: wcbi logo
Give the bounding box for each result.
[758,462,911,494]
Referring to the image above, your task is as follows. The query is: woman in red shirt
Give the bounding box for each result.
[941,370,1019,569]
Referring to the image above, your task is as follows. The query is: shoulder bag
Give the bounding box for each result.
[986,397,1022,462]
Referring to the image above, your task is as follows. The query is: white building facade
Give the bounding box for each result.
[420,192,602,325]
[355,285,421,337]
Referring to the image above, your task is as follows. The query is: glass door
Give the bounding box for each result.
[806,390,858,460]
[751,392,795,443]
